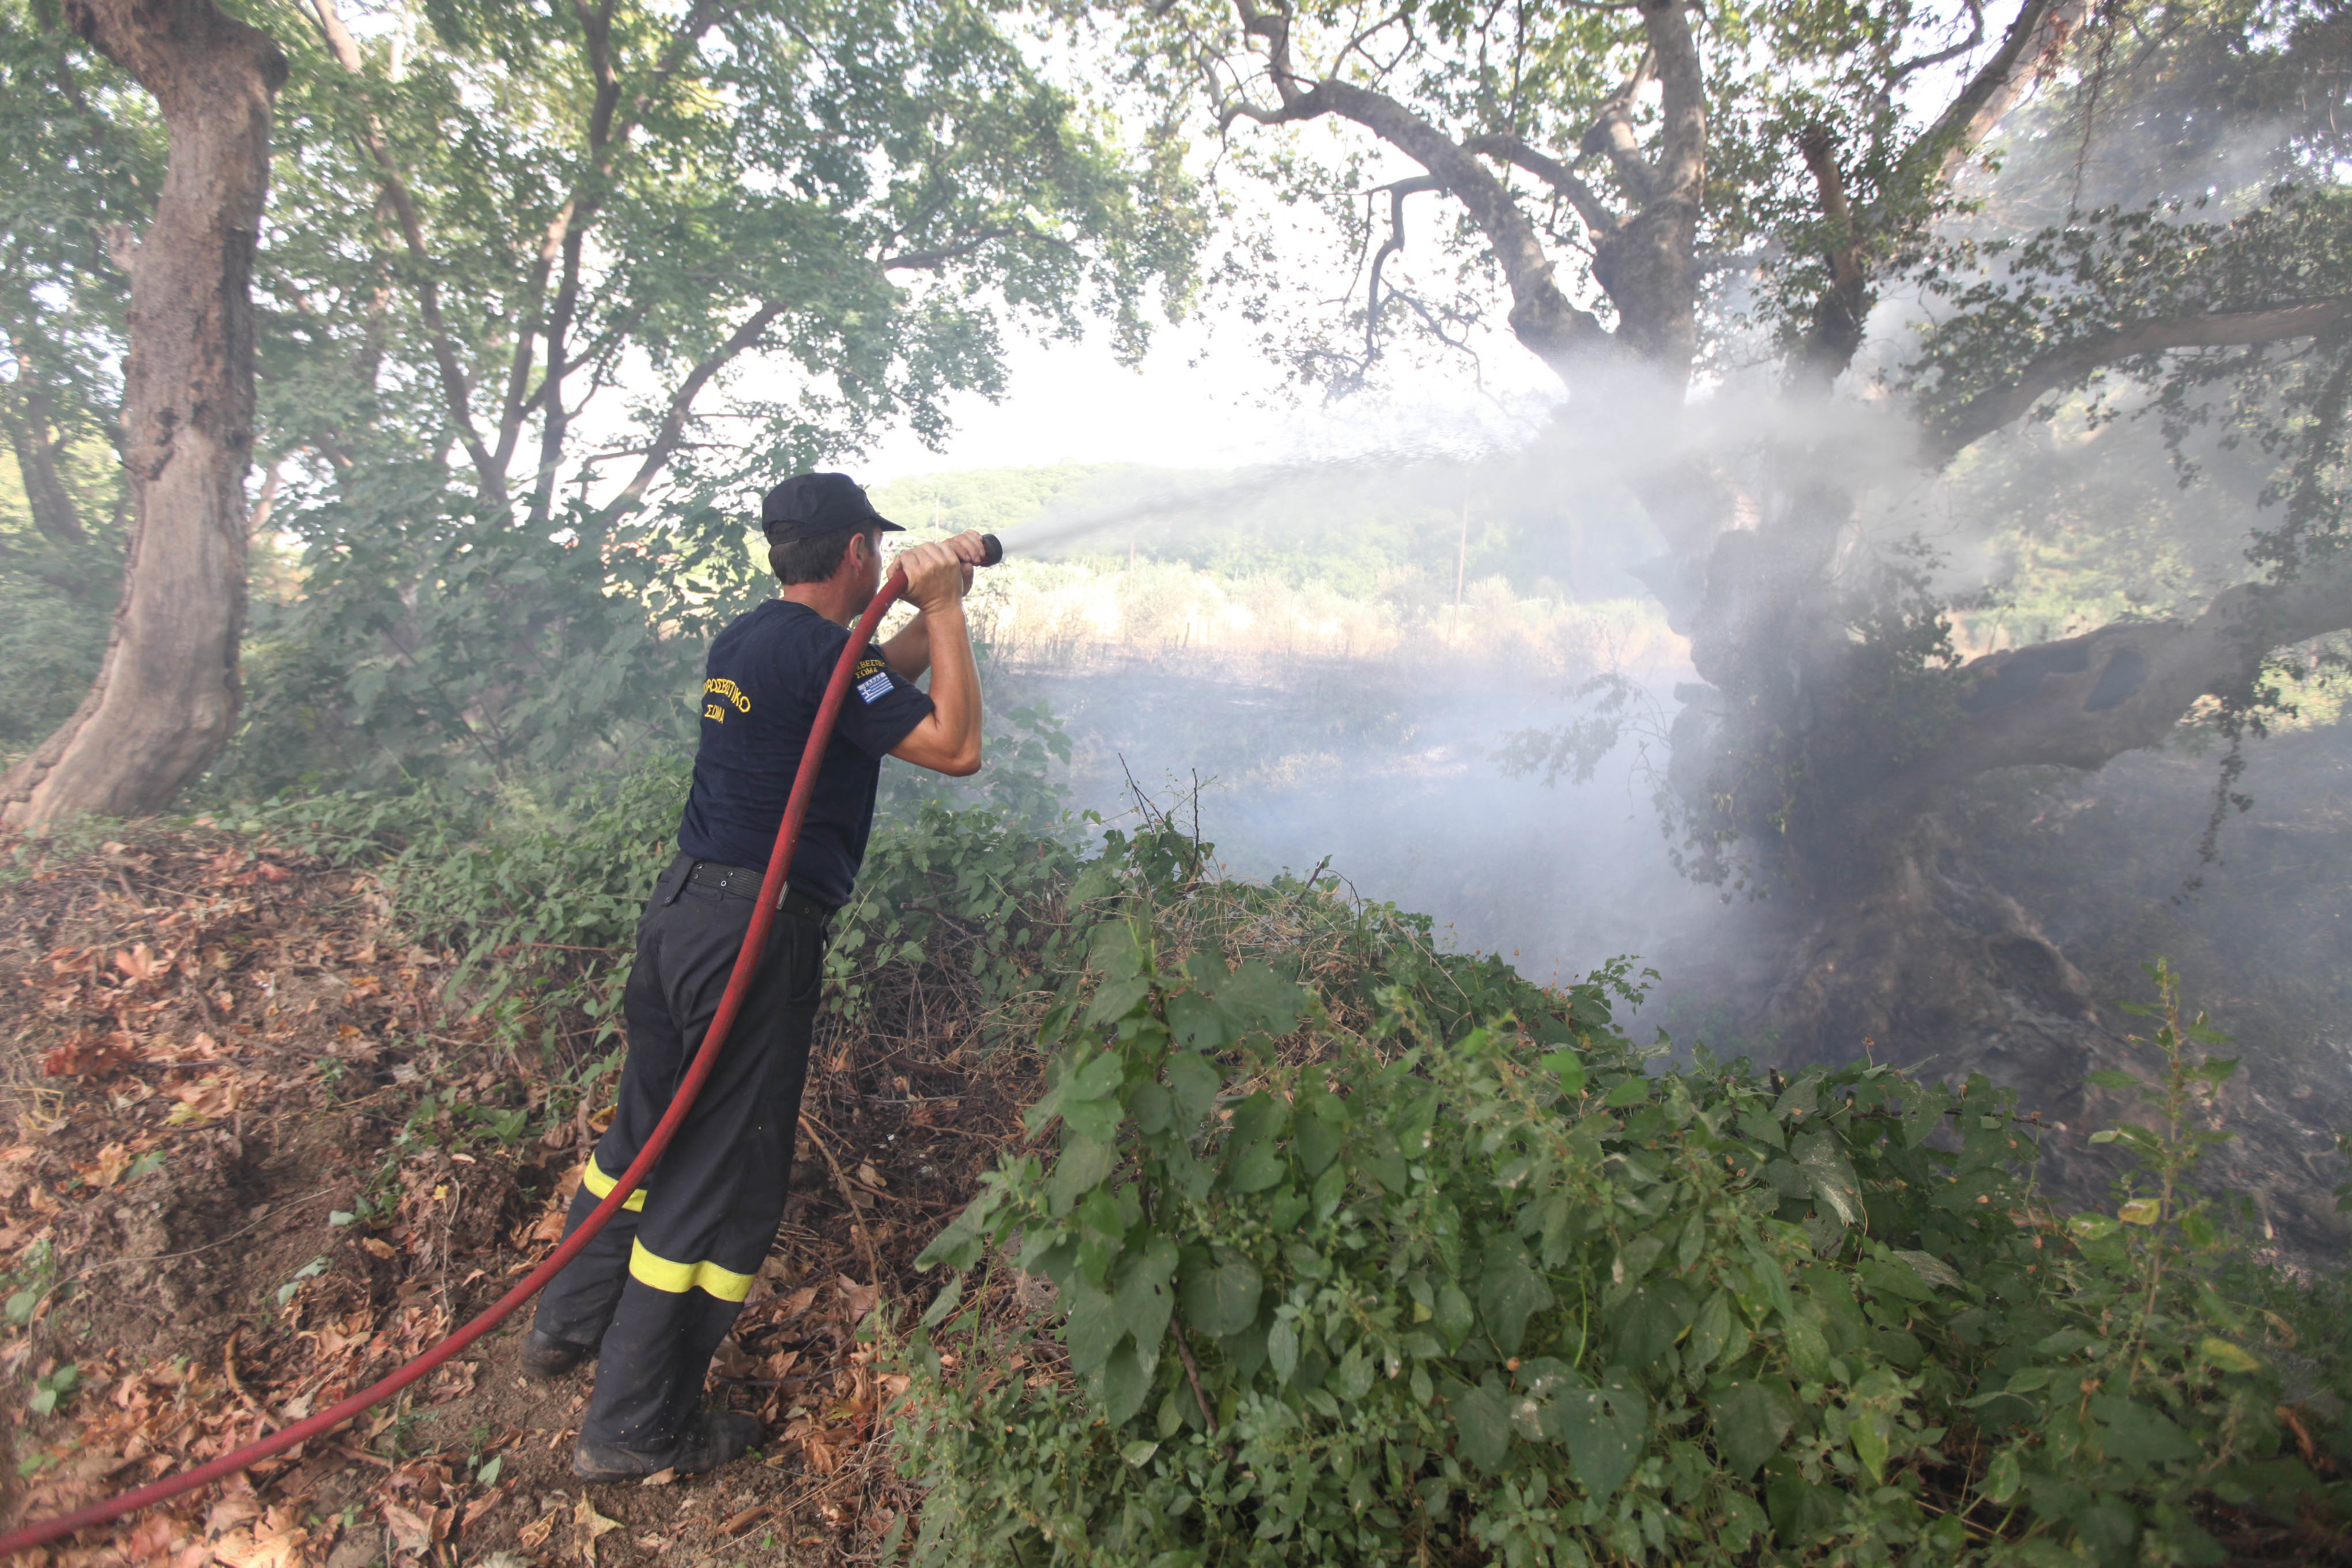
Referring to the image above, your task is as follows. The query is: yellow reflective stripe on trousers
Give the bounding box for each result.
[627,1239,755,1303]
[579,1157,647,1212]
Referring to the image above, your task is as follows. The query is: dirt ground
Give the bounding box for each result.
[0,823,1038,1567]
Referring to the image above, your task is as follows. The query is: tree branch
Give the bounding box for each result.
[0,534,98,597]
[1363,179,1427,360]
[1897,563,2352,796]
[1791,122,1868,391]
[1332,7,1412,78]
[608,300,787,510]
[527,0,725,526]
[1220,0,1609,371]
[1216,0,1321,130]
[882,228,1022,271]
[491,213,564,479]
[1914,0,2091,183]
[1922,298,2352,463]
[244,457,283,535]
[530,4,624,527]
[1576,48,1657,205]
[1889,0,1985,88]
[496,3,719,484]
[1236,0,1311,107]
[0,369,89,545]
[1642,0,1705,204]
[308,0,501,494]
[1384,287,1483,367]
[1797,127,1860,296]
[1218,95,1318,129]
[612,0,720,152]
[1464,133,1619,236]
[1328,80,1612,366]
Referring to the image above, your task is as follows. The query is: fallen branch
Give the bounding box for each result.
[1167,1313,1220,1438]
[798,1113,887,1285]
[221,1326,269,1421]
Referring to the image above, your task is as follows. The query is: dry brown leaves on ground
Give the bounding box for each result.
[0,821,1039,1567]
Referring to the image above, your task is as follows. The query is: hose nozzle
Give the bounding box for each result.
[978,533,1004,567]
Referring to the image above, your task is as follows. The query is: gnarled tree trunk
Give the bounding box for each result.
[1,0,284,827]
[1201,0,2352,1246]
[1763,810,2351,1257]
[1766,814,2116,1110]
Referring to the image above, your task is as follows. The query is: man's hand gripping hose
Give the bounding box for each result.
[0,533,1005,1556]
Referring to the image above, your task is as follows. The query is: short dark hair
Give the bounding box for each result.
[769,525,875,585]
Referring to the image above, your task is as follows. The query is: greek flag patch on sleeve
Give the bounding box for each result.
[857,670,894,705]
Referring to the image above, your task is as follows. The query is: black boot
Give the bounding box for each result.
[573,1407,761,1481]
[520,1328,597,1381]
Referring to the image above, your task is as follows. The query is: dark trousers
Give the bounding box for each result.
[533,853,827,1454]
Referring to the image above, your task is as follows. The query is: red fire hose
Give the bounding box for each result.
[0,536,999,1555]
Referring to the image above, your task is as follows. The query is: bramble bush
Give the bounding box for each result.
[896,862,2352,1565]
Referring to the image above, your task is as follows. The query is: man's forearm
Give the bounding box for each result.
[881,613,931,680]
[922,602,982,770]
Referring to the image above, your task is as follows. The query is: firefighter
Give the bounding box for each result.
[523,472,986,1479]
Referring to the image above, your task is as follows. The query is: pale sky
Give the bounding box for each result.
[858,296,1565,487]
[744,0,2008,493]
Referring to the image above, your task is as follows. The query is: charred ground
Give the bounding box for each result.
[0,820,1041,1567]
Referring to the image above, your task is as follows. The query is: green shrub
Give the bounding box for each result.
[896,898,2352,1565]
[233,709,1084,1090]
[238,762,690,1075]
[822,794,1090,1033]
[0,552,110,769]
[208,481,768,799]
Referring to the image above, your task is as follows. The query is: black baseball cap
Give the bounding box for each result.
[760,472,904,542]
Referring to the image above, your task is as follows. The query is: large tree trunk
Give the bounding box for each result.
[1211,0,2352,1241]
[1764,813,2352,1260]
[1665,472,2352,1251]
[0,0,284,827]
[1766,815,2117,1113]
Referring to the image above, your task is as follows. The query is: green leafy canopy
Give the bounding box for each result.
[1,0,1207,791]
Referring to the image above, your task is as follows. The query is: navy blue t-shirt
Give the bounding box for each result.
[675,600,934,907]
